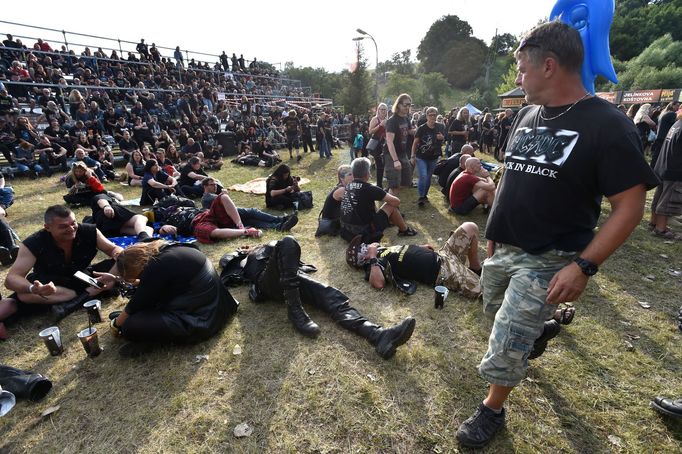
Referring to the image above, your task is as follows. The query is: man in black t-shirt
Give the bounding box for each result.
[2,205,122,327]
[456,22,660,450]
[346,222,482,298]
[339,158,416,243]
[283,110,301,161]
[651,101,680,168]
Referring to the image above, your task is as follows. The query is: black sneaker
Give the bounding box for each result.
[417,197,425,207]
[528,319,561,360]
[456,403,506,448]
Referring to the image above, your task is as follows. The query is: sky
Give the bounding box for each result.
[2,0,550,72]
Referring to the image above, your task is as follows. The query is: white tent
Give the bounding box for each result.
[464,103,482,116]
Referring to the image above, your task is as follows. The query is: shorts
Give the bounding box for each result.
[340,210,390,243]
[436,227,481,298]
[96,205,136,237]
[450,195,479,215]
[478,243,575,387]
[384,156,412,188]
[651,180,682,217]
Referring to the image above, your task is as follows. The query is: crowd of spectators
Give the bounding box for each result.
[0,33,348,179]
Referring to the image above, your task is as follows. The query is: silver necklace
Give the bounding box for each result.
[539,92,591,121]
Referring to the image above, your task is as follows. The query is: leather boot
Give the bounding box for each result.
[51,291,92,323]
[370,317,416,360]
[0,365,52,401]
[284,289,320,338]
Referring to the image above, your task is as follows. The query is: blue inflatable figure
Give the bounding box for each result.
[550,0,618,94]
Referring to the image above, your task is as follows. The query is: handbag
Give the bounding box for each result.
[296,191,314,210]
[315,210,339,237]
[366,138,380,152]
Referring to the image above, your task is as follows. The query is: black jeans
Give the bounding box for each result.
[255,236,379,336]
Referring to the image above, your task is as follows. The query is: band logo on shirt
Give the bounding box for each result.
[506,126,579,167]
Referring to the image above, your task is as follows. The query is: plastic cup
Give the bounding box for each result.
[39,326,63,356]
[434,285,449,309]
[83,300,102,324]
[77,327,102,357]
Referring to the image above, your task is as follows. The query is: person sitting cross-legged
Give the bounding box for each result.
[449,157,496,215]
[340,157,417,243]
[90,193,153,240]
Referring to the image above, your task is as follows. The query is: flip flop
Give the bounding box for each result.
[556,307,576,325]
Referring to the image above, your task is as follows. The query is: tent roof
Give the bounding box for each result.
[498,87,525,98]
[464,103,482,115]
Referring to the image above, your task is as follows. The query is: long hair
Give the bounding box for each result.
[270,163,291,181]
[116,240,165,281]
[633,103,652,124]
[391,94,411,115]
[70,161,92,184]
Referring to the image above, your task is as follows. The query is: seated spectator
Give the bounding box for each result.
[166,144,181,166]
[201,146,223,170]
[0,173,19,267]
[140,159,178,205]
[113,116,131,142]
[43,119,72,153]
[180,138,202,160]
[13,142,46,178]
[2,205,121,327]
[346,222,482,298]
[37,100,70,126]
[340,157,416,243]
[253,137,280,167]
[63,161,107,206]
[155,148,178,177]
[118,130,139,162]
[101,240,238,357]
[316,165,352,237]
[89,193,153,239]
[132,116,156,150]
[14,116,38,147]
[192,191,298,244]
[35,135,68,174]
[449,157,496,215]
[178,156,208,198]
[219,235,415,358]
[444,152,473,202]
[72,147,107,181]
[199,177,226,209]
[265,164,301,209]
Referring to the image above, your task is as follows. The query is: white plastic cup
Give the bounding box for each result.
[39,326,63,356]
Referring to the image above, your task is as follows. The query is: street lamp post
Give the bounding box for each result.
[354,28,378,102]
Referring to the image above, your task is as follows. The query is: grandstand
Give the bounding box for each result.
[0,21,344,175]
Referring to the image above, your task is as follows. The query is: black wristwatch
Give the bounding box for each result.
[574,257,598,276]
[368,258,379,267]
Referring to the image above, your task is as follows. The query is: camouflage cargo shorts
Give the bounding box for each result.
[436,227,481,298]
[478,243,576,387]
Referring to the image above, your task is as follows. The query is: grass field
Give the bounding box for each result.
[0,148,681,453]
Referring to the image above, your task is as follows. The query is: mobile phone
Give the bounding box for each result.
[74,270,102,289]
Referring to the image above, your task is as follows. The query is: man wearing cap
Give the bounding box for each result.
[455,21,660,449]
[346,222,482,298]
[219,235,416,359]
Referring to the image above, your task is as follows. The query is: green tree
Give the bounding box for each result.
[382,73,419,104]
[611,0,682,61]
[283,65,344,100]
[614,34,682,90]
[491,33,519,56]
[434,38,488,88]
[338,44,373,115]
[417,15,474,73]
[416,73,451,110]
[496,63,518,95]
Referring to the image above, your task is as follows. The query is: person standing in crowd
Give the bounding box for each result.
[283,110,301,161]
[633,103,657,151]
[317,113,332,159]
[649,108,682,240]
[650,101,680,167]
[447,107,470,159]
[367,103,388,188]
[496,109,514,160]
[411,107,445,207]
[384,94,415,196]
[455,21,659,449]
[300,113,315,155]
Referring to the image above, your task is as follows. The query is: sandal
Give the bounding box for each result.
[653,228,682,240]
[397,226,418,237]
[555,307,575,325]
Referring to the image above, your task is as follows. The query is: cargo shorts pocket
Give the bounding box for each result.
[505,322,535,361]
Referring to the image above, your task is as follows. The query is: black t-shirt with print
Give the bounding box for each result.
[385,114,410,159]
[340,180,386,226]
[414,123,445,160]
[486,97,660,254]
[284,117,300,135]
[369,244,440,286]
